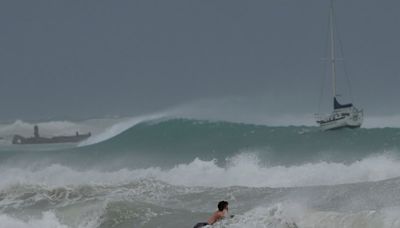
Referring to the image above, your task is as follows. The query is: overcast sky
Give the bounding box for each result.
[0,0,399,121]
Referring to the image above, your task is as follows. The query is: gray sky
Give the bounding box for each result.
[0,0,399,121]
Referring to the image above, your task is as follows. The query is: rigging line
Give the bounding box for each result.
[318,58,329,114]
[338,35,354,102]
[333,6,354,102]
[318,43,329,114]
[317,4,332,114]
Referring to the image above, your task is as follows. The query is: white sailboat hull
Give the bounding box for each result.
[316,108,363,131]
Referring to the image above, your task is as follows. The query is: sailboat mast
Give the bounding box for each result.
[330,0,337,98]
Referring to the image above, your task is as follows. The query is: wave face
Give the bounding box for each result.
[92,118,400,164]
[2,117,400,227]
[2,118,400,170]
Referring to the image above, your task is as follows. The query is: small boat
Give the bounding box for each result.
[12,125,91,145]
[315,0,363,130]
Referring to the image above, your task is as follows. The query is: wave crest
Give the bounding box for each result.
[2,153,400,189]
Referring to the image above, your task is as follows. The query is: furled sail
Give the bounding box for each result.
[333,97,353,110]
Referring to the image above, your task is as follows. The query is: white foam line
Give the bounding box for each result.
[2,153,400,189]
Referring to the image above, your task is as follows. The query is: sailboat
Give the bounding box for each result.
[315,0,363,130]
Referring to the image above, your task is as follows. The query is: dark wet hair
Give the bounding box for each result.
[217,201,228,211]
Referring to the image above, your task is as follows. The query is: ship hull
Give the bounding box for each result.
[316,108,363,131]
[12,133,91,145]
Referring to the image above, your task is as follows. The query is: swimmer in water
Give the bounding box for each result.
[193,201,230,228]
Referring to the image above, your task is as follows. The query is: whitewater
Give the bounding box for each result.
[1,115,400,228]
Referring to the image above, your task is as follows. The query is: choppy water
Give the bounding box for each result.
[1,116,400,227]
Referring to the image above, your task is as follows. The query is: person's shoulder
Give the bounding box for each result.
[216,211,225,217]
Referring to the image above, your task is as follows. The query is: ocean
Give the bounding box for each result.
[1,115,400,228]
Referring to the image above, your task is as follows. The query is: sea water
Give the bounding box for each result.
[1,116,400,228]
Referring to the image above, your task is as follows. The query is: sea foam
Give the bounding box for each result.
[214,203,400,228]
[0,212,68,228]
[1,153,400,190]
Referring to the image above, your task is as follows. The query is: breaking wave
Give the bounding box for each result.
[2,153,400,189]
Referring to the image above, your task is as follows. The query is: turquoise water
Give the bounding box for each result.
[1,117,400,227]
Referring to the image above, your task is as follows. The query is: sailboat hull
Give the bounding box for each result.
[316,108,363,131]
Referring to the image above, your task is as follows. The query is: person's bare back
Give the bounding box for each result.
[193,201,229,228]
[207,209,226,225]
